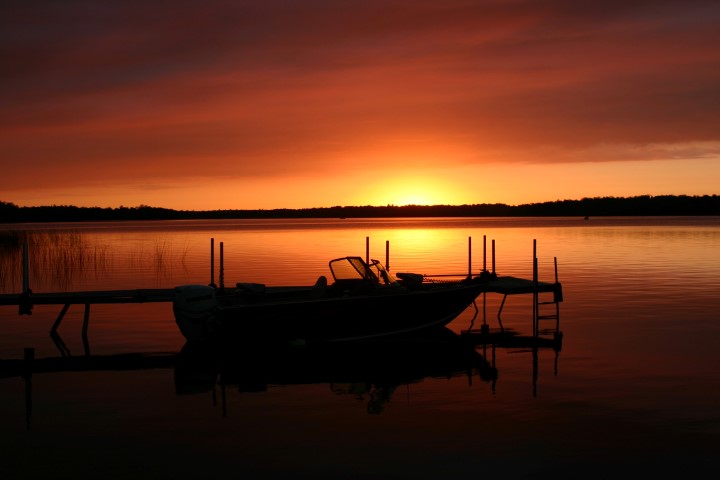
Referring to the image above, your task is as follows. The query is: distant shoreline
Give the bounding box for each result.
[1,195,718,223]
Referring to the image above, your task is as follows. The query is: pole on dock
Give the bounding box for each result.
[219,241,225,292]
[468,237,472,277]
[209,238,216,288]
[366,236,370,265]
[553,256,562,331]
[22,241,29,294]
[386,240,390,271]
[533,239,538,283]
[19,241,33,315]
[483,235,487,272]
[492,239,496,274]
[533,239,538,337]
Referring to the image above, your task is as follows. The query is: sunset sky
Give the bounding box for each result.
[2,0,719,210]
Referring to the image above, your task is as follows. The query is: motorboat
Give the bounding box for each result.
[173,256,492,343]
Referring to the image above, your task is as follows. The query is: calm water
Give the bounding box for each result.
[1,217,719,478]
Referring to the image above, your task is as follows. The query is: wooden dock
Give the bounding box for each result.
[0,288,176,351]
[0,236,563,347]
[0,288,174,307]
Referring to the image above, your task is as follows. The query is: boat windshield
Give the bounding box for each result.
[368,259,398,285]
[328,257,397,285]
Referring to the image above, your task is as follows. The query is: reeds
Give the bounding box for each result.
[0,229,192,292]
[0,230,109,292]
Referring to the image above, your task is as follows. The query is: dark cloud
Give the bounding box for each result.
[2,0,719,195]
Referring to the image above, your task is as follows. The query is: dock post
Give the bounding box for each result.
[385,240,390,271]
[483,235,487,272]
[19,241,33,315]
[492,239,496,274]
[533,239,538,337]
[209,238,216,288]
[553,257,561,331]
[366,237,369,265]
[219,241,225,292]
[22,240,29,294]
[468,237,472,277]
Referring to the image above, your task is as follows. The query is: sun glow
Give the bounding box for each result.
[369,175,464,207]
[392,192,434,206]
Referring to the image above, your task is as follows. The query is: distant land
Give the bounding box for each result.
[1,195,719,223]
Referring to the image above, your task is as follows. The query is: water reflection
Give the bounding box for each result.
[3,327,562,427]
[174,327,563,415]
[175,329,494,415]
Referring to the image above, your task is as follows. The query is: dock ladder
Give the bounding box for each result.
[533,252,563,339]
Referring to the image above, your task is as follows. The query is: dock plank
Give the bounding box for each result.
[484,276,560,295]
[0,288,174,306]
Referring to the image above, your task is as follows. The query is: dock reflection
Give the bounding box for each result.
[174,326,563,414]
[3,326,562,427]
[175,328,498,415]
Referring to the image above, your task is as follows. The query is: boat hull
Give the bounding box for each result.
[230,284,481,340]
[175,283,483,343]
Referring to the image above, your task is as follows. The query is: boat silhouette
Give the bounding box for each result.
[173,256,493,343]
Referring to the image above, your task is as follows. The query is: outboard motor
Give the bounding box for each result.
[172,285,219,341]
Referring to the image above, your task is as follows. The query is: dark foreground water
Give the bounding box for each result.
[1,217,719,478]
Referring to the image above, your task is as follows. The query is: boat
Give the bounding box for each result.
[173,255,494,343]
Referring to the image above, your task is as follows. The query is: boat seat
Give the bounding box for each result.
[310,275,327,297]
[396,272,424,290]
[236,282,266,296]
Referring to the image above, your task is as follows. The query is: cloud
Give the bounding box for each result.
[2,0,719,198]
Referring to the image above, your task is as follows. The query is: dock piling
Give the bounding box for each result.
[492,239,496,274]
[22,241,29,294]
[533,239,538,336]
[483,235,487,272]
[219,241,225,292]
[209,238,216,288]
[366,236,370,264]
[468,237,472,277]
[19,241,32,315]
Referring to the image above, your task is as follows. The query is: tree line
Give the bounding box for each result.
[1,195,719,223]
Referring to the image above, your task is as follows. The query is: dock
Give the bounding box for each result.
[0,289,174,307]
[0,236,563,347]
[0,288,177,356]
[0,289,174,332]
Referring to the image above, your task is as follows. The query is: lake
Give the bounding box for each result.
[1,216,719,478]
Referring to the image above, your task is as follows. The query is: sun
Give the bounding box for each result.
[392,192,434,206]
[372,176,459,206]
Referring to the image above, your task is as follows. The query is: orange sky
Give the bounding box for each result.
[2,0,719,210]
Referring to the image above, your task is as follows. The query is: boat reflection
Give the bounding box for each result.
[173,327,563,414]
[4,326,562,429]
[175,328,495,415]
